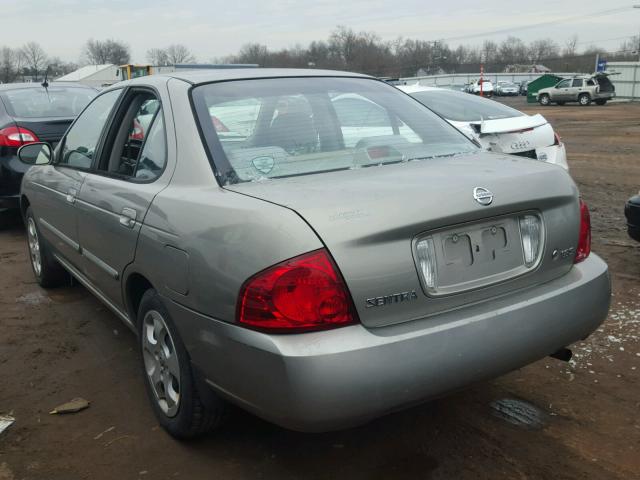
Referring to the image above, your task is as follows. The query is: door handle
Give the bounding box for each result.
[66,188,77,204]
[119,207,137,228]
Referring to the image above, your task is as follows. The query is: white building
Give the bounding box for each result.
[56,64,119,88]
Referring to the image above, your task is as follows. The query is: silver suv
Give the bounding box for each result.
[537,74,615,106]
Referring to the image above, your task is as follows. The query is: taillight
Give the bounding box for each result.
[0,126,39,147]
[211,115,229,132]
[237,249,358,333]
[574,199,591,263]
[130,119,144,140]
[553,131,562,145]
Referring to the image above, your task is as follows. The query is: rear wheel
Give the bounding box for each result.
[25,207,69,288]
[578,93,591,106]
[595,99,607,106]
[538,94,551,106]
[138,289,225,439]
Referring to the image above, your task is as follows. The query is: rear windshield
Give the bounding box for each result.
[0,87,96,118]
[192,77,477,184]
[409,89,524,122]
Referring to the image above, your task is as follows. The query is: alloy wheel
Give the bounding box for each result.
[142,310,181,417]
[27,217,42,277]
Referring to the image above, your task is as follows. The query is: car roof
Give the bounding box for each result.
[135,68,372,86]
[0,81,95,92]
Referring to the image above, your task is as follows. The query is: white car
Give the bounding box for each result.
[468,79,494,96]
[399,85,568,170]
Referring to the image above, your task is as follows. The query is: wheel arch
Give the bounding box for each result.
[124,271,156,326]
[20,194,30,220]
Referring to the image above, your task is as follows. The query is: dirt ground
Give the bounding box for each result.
[1,98,639,480]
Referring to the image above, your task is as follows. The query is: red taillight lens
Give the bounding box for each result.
[0,126,39,147]
[574,199,591,263]
[211,115,229,132]
[237,249,358,333]
[553,131,562,145]
[130,119,144,140]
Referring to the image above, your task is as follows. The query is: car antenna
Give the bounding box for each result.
[41,66,51,102]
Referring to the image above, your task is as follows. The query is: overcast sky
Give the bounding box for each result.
[2,1,639,62]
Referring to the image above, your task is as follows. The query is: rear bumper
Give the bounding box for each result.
[168,254,610,432]
[0,194,19,210]
[0,154,27,210]
[625,195,640,242]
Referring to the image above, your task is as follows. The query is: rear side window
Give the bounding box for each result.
[59,89,121,169]
[572,79,583,87]
[0,87,96,118]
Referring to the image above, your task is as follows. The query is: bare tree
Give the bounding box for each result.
[563,35,579,57]
[84,39,130,65]
[0,47,19,83]
[528,38,560,63]
[147,48,169,66]
[165,44,195,64]
[21,42,48,81]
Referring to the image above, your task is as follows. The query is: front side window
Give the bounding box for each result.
[556,80,571,88]
[409,90,524,122]
[59,89,121,169]
[101,92,166,181]
[192,77,477,184]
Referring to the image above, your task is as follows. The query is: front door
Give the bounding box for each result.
[75,91,170,308]
[30,89,122,268]
[553,79,572,101]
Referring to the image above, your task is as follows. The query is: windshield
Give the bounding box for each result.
[0,86,96,118]
[192,77,477,184]
[409,89,524,122]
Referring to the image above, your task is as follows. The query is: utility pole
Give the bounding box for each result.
[635,6,640,62]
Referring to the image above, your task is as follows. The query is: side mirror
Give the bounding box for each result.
[18,142,52,166]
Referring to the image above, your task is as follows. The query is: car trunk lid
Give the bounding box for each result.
[226,153,580,328]
[468,114,555,158]
[12,116,74,146]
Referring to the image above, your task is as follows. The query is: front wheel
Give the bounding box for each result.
[538,94,551,106]
[25,207,69,288]
[138,289,225,439]
[578,93,591,106]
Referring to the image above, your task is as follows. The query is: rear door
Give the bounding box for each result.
[29,89,122,267]
[568,79,584,100]
[75,88,172,309]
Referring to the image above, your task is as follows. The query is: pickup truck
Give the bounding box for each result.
[537,74,615,106]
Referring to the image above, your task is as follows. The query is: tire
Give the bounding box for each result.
[538,94,551,106]
[556,101,565,106]
[595,99,607,106]
[24,207,69,288]
[138,289,224,439]
[578,93,591,106]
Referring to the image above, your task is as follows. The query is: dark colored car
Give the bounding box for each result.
[519,81,529,96]
[625,194,640,242]
[0,82,96,218]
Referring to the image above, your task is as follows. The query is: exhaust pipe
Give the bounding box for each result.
[550,347,572,362]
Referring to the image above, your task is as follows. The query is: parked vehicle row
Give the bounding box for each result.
[16,69,610,439]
